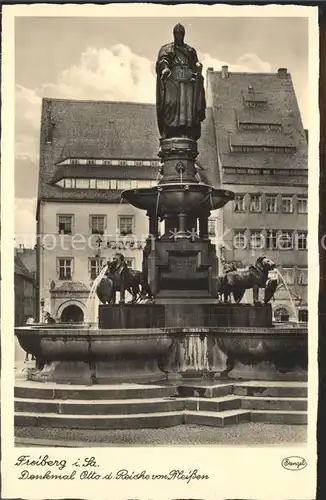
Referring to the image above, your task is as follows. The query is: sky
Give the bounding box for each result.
[14,16,309,244]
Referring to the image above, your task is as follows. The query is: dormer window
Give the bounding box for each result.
[248,85,253,92]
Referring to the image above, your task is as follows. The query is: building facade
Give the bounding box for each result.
[14,251,36,326]
[36,68,307,323]
[205,66,308,322]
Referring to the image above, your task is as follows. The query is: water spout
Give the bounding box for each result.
[182,335,210,372]
[85,265,109,325]
[275,268,299,323]
[155,189,161,220]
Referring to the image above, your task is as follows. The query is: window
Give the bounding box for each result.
[233,195,246,212]
[124,258,135,269]
[119,160,127,166]
[64,178,74,188]
[281,196,293,213]
[265,195,278,213]
[244,100,267,109]
[138,180,152,188]
[282,268,295,285]
[86,159,96,165]
[117,180,131,190]
[297,198,308,214]
[90,215,106,235]
[58,215,73,235]
[298,309,308,322]
[298,268,308,285]
[75,179,90,189]
[278,231,294,250]
[70,159,79,165]
[233,231,247,249]
[208,218,216,236]
[274,307,290,323]
[266,229,278,250]
[96,180,111,189]
[297,231,308,250]
[239,123,282,132]
[89,258,105,280]
[249,195,262,213]
[134,161,143,167]
[57,258,73,280]
[250,230,265,250]
[90,179,96,189]
[118,215,134,236]
[103,160,112,166]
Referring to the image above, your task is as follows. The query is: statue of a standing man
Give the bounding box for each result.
[156,23,206,142]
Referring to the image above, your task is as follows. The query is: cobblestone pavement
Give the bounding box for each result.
[15,423,306,447]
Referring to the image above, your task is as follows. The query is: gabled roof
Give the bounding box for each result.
[38,98,219,203]
[14,253,35,282]
[207,69,308,185]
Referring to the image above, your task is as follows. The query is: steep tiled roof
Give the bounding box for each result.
[236,109,282,125]
[207,70,308,186]
[14,253,35,282]
[39,98,219,202]
[230,132,296,148]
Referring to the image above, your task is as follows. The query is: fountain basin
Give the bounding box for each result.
[121,183,234,217]
[15,323,307,384]
[162,326,308,381]
[15,326,172,384]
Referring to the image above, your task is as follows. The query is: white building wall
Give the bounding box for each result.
[39,200,152,319]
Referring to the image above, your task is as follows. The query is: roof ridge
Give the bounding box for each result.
[43,97,155,106]
[209,71,292,77]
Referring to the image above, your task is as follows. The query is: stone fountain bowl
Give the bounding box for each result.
[15,325,172,385]
[155,326,308,382]
[214,326,308,381]
[121,183,234,217]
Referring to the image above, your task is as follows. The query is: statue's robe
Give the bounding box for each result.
[156,42,206,140]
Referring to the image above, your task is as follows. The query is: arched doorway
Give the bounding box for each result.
[274,307,290,323]
[60,305,84,323]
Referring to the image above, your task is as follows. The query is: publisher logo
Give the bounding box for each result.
[281,456,307,471]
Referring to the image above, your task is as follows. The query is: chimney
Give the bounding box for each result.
[221,65,229,79]
[305,129,308,143]
[278,68,288,78]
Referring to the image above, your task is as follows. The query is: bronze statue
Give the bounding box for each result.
[216,255,277,305]
[156,23,206,141]
[96,253,153,305]
[95,275,115,305]
[217,258,238,303]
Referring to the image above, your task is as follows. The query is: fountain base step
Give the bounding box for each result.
[15,411,185,430]
[185,409,251,427]
[15,380,177,400]
[14,379,308,432]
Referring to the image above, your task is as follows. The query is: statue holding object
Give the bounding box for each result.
[156,23,206,141]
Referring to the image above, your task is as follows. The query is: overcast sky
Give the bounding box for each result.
[14,16,309,243]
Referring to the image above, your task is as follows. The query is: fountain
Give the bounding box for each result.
[14,24,307,433]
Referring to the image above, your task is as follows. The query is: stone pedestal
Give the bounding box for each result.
[158,137,198,184]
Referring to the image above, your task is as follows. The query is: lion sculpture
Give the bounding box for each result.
[216,255,277,305]
[96,253,153,305]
